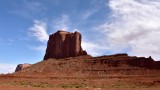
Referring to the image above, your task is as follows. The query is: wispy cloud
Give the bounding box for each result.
[81,9,97,20]
[29,20,49,42]
[52,14,71,31]
[96,0,160,60]
[10,0,46,18]
[0,63,17,74]
[8,39,14,42]
[80,1,105,21]
[28,20,49,53]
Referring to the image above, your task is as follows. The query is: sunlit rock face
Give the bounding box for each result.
[43,30,87,60]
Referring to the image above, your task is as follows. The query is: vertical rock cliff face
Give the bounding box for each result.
[44,30,87,60]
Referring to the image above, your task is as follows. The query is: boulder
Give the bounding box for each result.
[15,63,31,72]
[44,30,87,60]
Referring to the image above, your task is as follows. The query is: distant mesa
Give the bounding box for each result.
[15,63,32,72]
[44,30,87,60]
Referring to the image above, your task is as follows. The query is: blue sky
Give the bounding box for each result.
[1,0,160,74]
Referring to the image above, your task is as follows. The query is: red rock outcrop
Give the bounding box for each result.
[44,30,87,60]
[15,64,32,72]
[84,53,158,69]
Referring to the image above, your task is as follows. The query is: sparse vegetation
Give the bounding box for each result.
[0,81,54,88]
[0,79,160,89]
[58,83,87,88]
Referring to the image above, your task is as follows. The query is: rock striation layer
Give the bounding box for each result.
[44,30,87,60]
[15,63,31,72]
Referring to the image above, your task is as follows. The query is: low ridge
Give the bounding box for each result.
[14,54,160,77]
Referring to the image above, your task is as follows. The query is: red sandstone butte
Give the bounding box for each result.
[15,63,31,72]
[44,30,87,60]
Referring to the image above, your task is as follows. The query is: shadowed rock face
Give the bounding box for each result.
[44,30,87,60]
[15,64,31,72]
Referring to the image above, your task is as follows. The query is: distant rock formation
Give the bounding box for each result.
[84,53,159,69]
[44,30,87,60]
[15,64,31,72]
[15,54,160,76]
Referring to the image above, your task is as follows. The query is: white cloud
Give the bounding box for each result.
[0,63,17,74]
[52,14,81,32]
[82,41,100,56]
[80,0,105,21]
[53,15,71,31]
[81,9,97,20]
[29,20,49,42]
[8,39,14,42]
[82,41,108,56]
[73,28,80,32]
[96,0,160,60]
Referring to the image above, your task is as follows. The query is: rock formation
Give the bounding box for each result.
[44,30,87,60]
[84,53,159,69]
[15,63,31,72]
